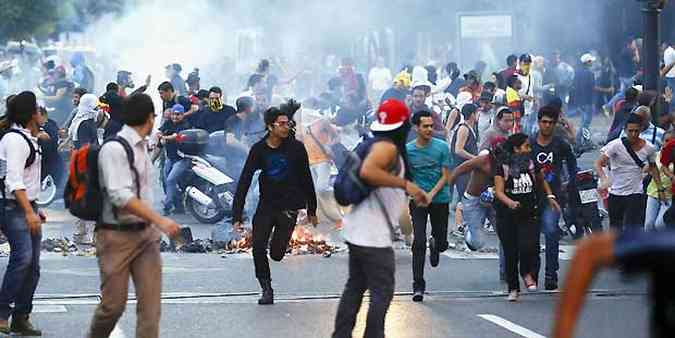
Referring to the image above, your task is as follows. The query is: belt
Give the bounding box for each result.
[96,223,148,232]
[1,199,37,209]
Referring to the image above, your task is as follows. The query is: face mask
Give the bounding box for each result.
[209,97,223,111]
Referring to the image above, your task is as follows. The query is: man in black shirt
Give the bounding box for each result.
[553,230,675,338]
[607,87,640,142]
[159,104,192,215]
[232,101,317,305]
[192,87,235,133]
[530,106,577,290]
[158,81,197,123]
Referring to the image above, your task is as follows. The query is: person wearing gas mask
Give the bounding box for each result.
[191,87,235,133]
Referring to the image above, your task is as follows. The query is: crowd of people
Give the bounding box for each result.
[0,33,674,337]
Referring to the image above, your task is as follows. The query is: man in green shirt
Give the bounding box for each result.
[406,109,451,302]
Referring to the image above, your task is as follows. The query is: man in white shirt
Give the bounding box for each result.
[368,57,392,104]
[87,93,180,338]
[664,41,675,92]
[596,113,664,232]
[0,91,45,336]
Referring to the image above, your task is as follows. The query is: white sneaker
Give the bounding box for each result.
[507,290,519,302]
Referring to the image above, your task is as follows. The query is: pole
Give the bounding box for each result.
[640,0,662,119]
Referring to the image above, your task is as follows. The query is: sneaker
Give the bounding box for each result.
[429,237,440,267]
[545,279,559,291]
[412,289,424,302]
[162,206,172,216]
[524,275,538,292]
[507,290,519,302]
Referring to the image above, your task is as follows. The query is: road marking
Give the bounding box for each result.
[477,314,547,338]
[33,305,67,313]
[110,326,126,338]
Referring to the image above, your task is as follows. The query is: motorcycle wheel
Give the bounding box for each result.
[36,175,57,207]
[185,186,227,224]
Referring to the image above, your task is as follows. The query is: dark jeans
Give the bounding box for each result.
[252,206,298,280]
[0,204,41,320]
[333,243,395,338]
[608,193,647,231]
[410,202,449,291]
[496,208,540,292]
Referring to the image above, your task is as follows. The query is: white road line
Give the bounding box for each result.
[477,314,547,338]
[32,305,67,313]
[110,326,126,338]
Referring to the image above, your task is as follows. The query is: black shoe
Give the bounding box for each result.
[258,279,274,305]
[545,279,559,291]
[10,314,41,336]
[162,206,172,216]
[412,289,424,302]
[429,237,440,267]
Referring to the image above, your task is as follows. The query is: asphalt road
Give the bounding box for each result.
[1,114,648,338]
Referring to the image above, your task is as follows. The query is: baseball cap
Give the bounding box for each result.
[580,53,596,64]
[171,104,185,114]
[370,99,410,132]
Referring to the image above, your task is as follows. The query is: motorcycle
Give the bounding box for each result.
[36,174,57,207]
[174,129,237,224]
[563,169,604,239]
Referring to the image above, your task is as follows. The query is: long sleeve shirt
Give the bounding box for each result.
[232,137,317,223]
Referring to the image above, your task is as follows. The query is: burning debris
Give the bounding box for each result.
[159,225,338,257]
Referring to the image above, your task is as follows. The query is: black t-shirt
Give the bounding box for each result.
[494,157,540,215]
[615,47,637,78]
[231,138,317,223]
[74,119,99,150]
[614,230,675,337]
[50,79,74,125]
[192,105,236,133]
[159,120,192,161]
[573,66,596,106]
[162,95,192,114]
[530,136,576,198]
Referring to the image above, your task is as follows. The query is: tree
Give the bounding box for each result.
[0,0,62,43]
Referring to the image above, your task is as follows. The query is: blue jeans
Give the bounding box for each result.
[462,194,494,251]
[645,196,671,231]
[577,104,593,129]
[540,205,561,281]
[163,158,191,209]
[0,204,41,320]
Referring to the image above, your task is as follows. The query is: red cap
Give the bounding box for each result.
[370,99,410,132]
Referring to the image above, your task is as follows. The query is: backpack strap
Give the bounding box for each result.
[102,136,141,222]
[621,137,646,168]
[5,129,37,168]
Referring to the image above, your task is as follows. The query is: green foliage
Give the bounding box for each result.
[0,0,62,42]
[0,0,126,43]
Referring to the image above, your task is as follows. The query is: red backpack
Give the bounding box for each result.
[64,137,138,221]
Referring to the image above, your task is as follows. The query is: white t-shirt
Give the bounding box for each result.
[342,157,406,248]
[601,138,657,196]
[368,67,393,91]
[664,46,675,78]
[518,73,535,115]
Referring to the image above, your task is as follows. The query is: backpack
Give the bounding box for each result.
[0,129,38,201]
[64,136,139,222]
[333,137,395,206]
